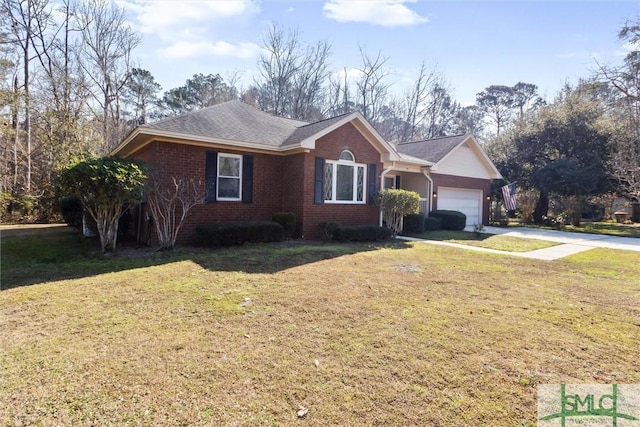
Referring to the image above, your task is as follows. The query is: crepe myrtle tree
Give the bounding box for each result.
[145,172,205,250]
[59,157,147,253]
[376,189,420,236]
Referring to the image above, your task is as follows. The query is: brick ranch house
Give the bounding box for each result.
[111,100,501,244]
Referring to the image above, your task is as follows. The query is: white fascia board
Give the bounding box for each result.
[433,134,502,179]
[351,111,401,159]
[431,135,467,169]
[298,113,360,149]
[299,112,402,161]
[300,136,316,149]
[462,134,503,179]
[110,127,141,156]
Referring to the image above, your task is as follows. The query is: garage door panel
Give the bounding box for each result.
[437,188,482,226]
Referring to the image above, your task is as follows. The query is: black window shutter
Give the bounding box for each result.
[395,175,401,190]
[314,157,324,204]
[205,151,217,203]
[242,154,253,203]
[368,163,377,205]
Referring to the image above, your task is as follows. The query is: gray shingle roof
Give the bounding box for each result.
[396,134,470,163]
[282,112,352,146]
[143,100,308,147]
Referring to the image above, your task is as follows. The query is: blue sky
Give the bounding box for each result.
[119,0,640,106]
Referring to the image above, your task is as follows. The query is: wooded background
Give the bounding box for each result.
[1,0,638,223]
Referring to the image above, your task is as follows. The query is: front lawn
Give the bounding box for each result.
[408,229,558,252]
[563,221,640,237]
[1,226,639,426]
[507,220,640,238]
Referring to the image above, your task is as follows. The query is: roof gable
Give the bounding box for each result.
[282,113,351,146]
[396,134,502,179]
[396,134,468,163]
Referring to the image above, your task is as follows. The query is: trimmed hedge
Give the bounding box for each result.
[318,221,341,241]
[424,216,442,231]
[272,212,296,238]
[196,221,284,247]
[429,210,467,231]
[334,225,392,242]
[403,213,444,233]
[403,213,426,233]
[318,221,391,242]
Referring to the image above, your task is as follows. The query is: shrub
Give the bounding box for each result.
[376,189,420,236]
[542,213,567,230]
[430,210,466,231]
[272,212,296,238]
[334,225,392,242]
[0,192,13,221]
[58,157,147,253]
[403,213,426,233]
[318,221,341,241]
[424,216,442,231]
[59,196,84,231]
[196,221,284,247]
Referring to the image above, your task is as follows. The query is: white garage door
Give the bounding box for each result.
[437,188,482,226]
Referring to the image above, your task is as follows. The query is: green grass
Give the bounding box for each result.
[1,226,639,426]
[507,220,640,238]
[408,229,558,252]
[563,221,640,237]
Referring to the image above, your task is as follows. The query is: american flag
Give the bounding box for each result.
[501,183,517,211]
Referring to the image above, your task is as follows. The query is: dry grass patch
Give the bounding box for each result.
[448,235,557,252]
[412,230,558,252]
[1,229,639,426]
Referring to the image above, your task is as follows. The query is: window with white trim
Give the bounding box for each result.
[217,153,242,200]
[324,150,366,204]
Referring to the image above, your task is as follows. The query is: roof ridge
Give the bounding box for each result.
[250,103,310,125]
[398,133,468,145]
[142,100,239,127]
[295,111,353,129]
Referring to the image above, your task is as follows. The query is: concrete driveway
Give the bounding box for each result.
[475,225,640,260]
[401,225,640,261]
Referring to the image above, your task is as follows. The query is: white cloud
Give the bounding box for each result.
[119,0,259,36]
[330,67,363,84]
[323,0,428,27]
[162,40,261,60]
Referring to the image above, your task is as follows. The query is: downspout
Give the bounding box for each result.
[379,162,396,226]
[422,168,433,214]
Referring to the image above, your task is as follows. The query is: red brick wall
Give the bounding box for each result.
[431,173,491,225]
[131,141,285,245]
[281,152,306,237]
[298,122,382,239]
[130,122,385,244]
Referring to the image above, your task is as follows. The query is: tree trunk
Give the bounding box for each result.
[94,208,120,253]
[24,1,31,193]
[12,75,19,188]
[533,189,549,223]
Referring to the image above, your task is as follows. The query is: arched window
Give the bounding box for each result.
[324,150,366,203]
[339,150,354,161]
